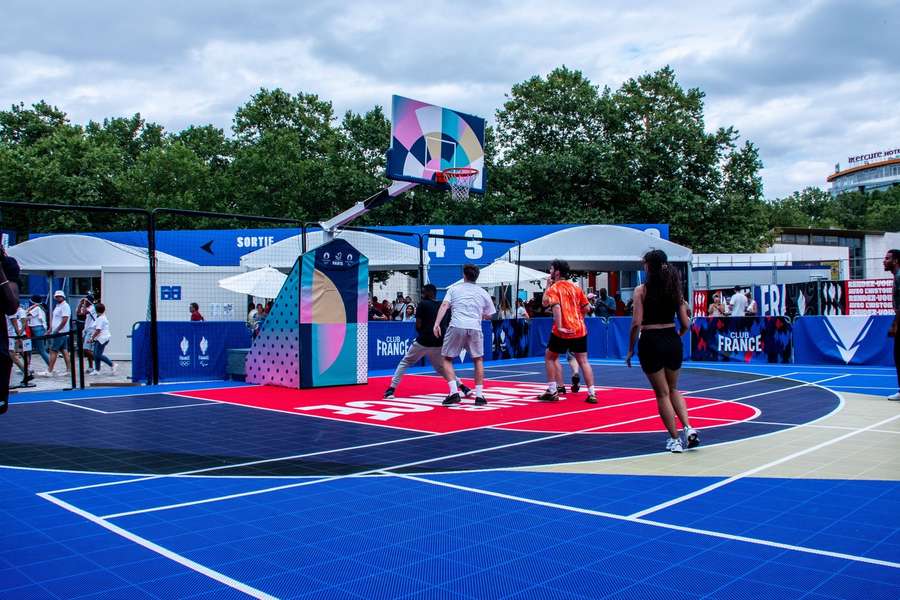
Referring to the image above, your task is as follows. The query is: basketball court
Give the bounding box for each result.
[1,360,898,599]
[3,96,899,599]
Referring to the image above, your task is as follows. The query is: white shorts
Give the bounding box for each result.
[441,326,484,359]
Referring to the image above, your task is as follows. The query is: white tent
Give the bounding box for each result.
[218,267,287,299]
[453,260,549,288]
[7,234,195,275]
[240,230,428,271]
[505,225,692,271]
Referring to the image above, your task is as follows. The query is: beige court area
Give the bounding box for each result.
[529,391,900,481]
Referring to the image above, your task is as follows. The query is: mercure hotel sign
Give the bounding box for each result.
[848,146,900,165]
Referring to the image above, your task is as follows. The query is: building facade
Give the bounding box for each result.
[828,146,900,196]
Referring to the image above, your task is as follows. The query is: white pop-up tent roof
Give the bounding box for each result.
[453,260,549,288]
[7,234,196,275]
[240,230,428,271]
[505,225,692,271]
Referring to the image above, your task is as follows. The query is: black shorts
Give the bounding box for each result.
[547,333,587,355]
[637,328,683,374]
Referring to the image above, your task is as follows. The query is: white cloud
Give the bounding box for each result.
[0,0,895,200]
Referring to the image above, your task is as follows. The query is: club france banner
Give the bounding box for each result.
[792,315,894,366]
[691,317,792,363]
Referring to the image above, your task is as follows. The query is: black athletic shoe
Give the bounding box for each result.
[475,396,487,406]
[383,387,395,399]
[538,389,559,402]
[442,392,461,406]
[558,385,567,395]
[685,428,700,449]
[459,383,472,397]
[571,373,581,393]
[585,393,598,404]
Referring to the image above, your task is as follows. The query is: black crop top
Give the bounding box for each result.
[641,288,680,326]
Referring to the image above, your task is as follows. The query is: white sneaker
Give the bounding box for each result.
[888,392,900,401]
[111,363,118,375]
[665,437,684,453]
[36,371,51,377]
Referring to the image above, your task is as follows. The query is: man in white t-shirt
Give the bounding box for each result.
[42,290,71,376]
[433,264,496,406]
[728,286,748,317]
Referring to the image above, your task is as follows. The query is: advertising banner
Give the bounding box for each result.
[692,290,708,317]
[845,278,894,316]
[793,315,894,366]
[368,321,419,371]
[754,284,786,316]
[133,321,250,382]
[691,317,792,363]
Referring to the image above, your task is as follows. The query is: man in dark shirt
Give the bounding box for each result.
[384,284,471,399]
[0,248,21,414]
[884,249,900,401]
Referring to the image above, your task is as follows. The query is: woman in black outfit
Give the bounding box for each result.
[625,249,699,453]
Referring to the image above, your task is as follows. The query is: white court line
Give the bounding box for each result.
[103,402,224,414]
[38,492,276,599]
[628,410,900,520]
[96,373,845,520]
[694,413,900,435]
[16,382,252,405]
[385,472,900,570]
[53,400,108,414]
[45,371,798,496]
[831,385,897,390]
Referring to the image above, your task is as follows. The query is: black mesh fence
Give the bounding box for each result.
[1,200,151,391]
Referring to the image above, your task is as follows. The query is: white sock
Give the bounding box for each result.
[448,380,458,394]
[548,381,558,392]
[475,385,483,397]
[588,385,595,395]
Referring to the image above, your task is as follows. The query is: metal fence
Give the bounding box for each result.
[2,201,526,392]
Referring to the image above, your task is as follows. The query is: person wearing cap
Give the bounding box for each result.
[41,290,72,377]
[0,246,21,414]
[25,295,50,369]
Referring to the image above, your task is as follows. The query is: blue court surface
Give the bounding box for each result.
[1,360,898,599]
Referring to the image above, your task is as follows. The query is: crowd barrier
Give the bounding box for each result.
[130,315,897,383]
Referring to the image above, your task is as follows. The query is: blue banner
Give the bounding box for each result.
[691,317,792,363]
[755,284,786,316]
[368,321,420,371]
[133,321,251,382]
[607,317,690,360]
[793,315,894,366]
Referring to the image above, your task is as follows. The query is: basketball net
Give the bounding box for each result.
[441,167,479,202]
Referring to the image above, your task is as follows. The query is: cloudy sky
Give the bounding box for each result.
[1,0,896,199]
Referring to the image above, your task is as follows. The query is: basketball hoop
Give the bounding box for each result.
[440,167,479,201]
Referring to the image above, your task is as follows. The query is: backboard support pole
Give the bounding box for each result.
[320,181,418,242]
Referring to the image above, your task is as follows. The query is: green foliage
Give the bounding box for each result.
[2,68,859,254]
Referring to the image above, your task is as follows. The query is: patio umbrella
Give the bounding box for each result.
[218,266,287,299]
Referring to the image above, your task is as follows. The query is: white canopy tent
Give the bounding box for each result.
[453,260,549,290]
[504,225,692,271]
[240,230,428,271]
[7,234,194,275]
[218,267,287,299]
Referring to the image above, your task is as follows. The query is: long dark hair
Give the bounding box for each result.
[643,249,682,305]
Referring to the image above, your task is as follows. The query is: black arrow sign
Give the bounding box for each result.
[201,241,214,255]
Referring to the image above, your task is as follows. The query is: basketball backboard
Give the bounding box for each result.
[386,95,486,194]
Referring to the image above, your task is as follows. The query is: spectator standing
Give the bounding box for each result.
[707,293,727,317]
[884,250,900,401]
[189,302,204,321]
[7,302,27,382]
[515,298,529,320]
[614,293,626,316]
[595,288,616,318]
[0,248,21,414]
[369,298,387,320]
[401,304,416,322]
[499,298,515,320]
[745,292,758,316]
[77,294,97,365]
[26,295,50,369]
[87,303,116,374]
[728,286,748,317]
[41,291,71,377]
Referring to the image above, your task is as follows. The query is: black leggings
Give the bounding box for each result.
[894,334,900,389]
[0,352,12,410]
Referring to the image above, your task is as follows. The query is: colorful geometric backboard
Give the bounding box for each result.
[387,95,486,193]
